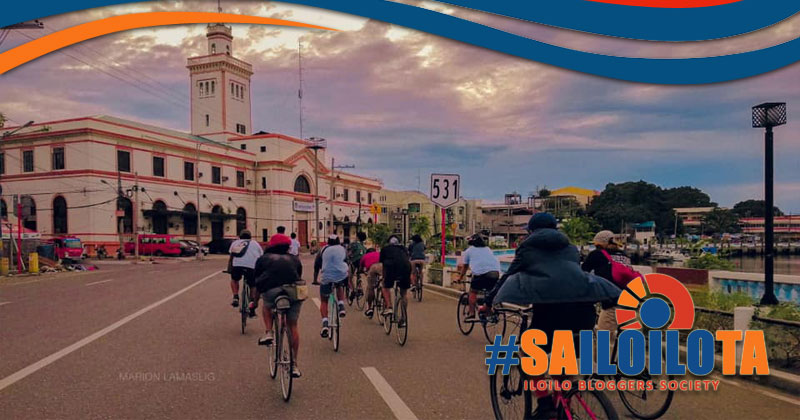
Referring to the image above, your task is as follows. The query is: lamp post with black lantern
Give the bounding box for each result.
[752,102,787,305]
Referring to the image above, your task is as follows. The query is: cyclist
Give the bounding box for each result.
[313,234,349,337]
[289,232,300,256]
[347,231,368,300]
[273,225,291,243]
[456,234,500,322]
[228,229,263,316]
[408,234,426,290]
[254,234,303,378]
[359,247,381,317]
[489,213,620,419]
[379,235,411,318]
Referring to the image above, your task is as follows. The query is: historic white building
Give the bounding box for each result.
[0,24,381,253]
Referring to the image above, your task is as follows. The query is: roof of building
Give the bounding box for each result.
[550,186,600,197]
[93,115,237,149]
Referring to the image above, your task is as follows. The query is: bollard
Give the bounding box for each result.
[29,252,39,274]
[0,258,8,276]
[733,306,755,368]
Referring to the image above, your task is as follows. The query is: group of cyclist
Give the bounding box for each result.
[227,212,630,417]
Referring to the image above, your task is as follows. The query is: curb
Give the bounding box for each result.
[425,282,800,395]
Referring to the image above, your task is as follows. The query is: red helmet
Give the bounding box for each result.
[267,233,291,248]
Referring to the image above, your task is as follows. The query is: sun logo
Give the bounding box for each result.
[615,273,695,330]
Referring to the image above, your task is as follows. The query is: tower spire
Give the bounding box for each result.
[217,0,222,13]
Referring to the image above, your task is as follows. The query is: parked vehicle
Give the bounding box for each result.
[178,240,199,257]
[183,240,209,256]
[205,238,233,255]
[124,234,182,257]
[47,236,84,260]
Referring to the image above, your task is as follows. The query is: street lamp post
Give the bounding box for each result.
[306,137,326,244]
[752,102,787,305]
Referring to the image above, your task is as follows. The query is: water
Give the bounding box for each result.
[658,254,800,276]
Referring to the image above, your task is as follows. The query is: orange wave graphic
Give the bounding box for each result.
[588,0,741,7]
[0,12,335,74]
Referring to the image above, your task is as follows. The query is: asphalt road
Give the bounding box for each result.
[0,255,798,419]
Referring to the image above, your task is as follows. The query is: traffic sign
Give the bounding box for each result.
[369,202,381,215]
[430,173,460,209]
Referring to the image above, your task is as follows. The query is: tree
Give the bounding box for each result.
[409,215,431,240]
[538,188,551,198]
[702,208,741,235]
[587,181,673,234]
[560,216,599,246]
[0,112,5,128]
[365,223,392,247]
[663,186,716,208]
[732,199,784,218]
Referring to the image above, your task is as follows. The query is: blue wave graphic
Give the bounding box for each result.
[2,0,800,84]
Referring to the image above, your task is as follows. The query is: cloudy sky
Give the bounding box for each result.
[2,0,799,211]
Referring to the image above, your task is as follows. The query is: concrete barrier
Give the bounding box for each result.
[709,270,800,304]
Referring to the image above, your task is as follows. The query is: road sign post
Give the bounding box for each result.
[430,173,460,265]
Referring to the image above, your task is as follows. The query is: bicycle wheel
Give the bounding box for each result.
[457,293,474,335]
[240,285,248,335]
[617,372,675,419]
[355,278,365,311]
[331,297,340,352]
[395,295,408,346]
[374,287,384,325]
[482,311,507,344]
[345,275,354,306]
[563,390,618,420]
[383,293,393,335]
[268,314,279,379]
[490,364,530,420]
[278,323,293,402]
[414,267,423,302]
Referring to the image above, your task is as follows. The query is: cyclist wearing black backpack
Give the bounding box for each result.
[228,230,263,315]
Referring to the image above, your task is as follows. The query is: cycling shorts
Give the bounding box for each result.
[470,271,499,292]
[230,267,256,287]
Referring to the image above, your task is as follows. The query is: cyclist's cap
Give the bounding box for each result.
[328,234,339,240]
[527,213,557,232]
[268,234,291,248]
[389,236,399,245]
[593,230,616,246]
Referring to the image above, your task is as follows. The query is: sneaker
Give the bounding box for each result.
[397,317,406,328]
[258,331,274,346]
[231,296,239,308]
[348,290,356,301]
[382,308,393,317]
[365,308,374,318]
[464,313,478,323]
[338,302,346,318]
[291,366,302,378]
[248,302,257,318]
[320,319,329,338]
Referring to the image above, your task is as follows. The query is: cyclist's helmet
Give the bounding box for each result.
[467,234,486,247]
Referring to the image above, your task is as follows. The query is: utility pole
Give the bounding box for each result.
[306,138,325,244]
[195,142,203,260]
[134,172,140,260]
[330,157,355,237]
[117,171,124,259]
[16,196,23,272]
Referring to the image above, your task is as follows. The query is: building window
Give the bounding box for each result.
[343,189,349,202]
[211,43,216,54]
[22,150,34,172]
[260,146,266,152]
[0,152,5,175]
[408,203,421,213]
[184,161,195,181]
[211,166,221,184]
[53,196,68,234]
[236,170,245,188]
[261,176,267,190]
[0,199,6,219]
[240,144,246,150]
[368,192,372,204]
[293,176,311,194]
[153,156,165,177]
[183,203,197,235]
[117,150,131,173]
[52,147,65,170]
[356,191,362,203]
[236,207,247,234]
[205,114,210,127]
[236,123,247,134]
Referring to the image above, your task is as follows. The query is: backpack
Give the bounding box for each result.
[229,240,251,258]
[600,249,642,288]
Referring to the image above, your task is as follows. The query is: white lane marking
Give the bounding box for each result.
[0,301,11,306]
[4,279,41,286]
[0,270,221,392]
[85,279,114,286]
[715,375,800,407]
[312,297,321,308]
[361,367,419,420]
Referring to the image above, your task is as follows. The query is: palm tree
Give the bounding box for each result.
[0,112,6,128]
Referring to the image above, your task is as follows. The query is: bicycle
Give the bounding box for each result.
[266,295,295,402]
[326,282,344,352]
[240,281,250,334]
[371,274,384,322]
[411,262,423,302]
[347,264,366,311]
[380,282,408,346]
[455,276,506,344]
[489,306,618,420]
[591,327,675,419]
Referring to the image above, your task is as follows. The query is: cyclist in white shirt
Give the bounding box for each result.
[457,234,501,322]
[228,230,264,316]
[289,232,301,256]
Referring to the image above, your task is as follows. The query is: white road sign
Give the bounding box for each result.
[430,173,460,208]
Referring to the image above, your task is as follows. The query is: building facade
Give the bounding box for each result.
[375,190,479,243]
[0,24,381,253]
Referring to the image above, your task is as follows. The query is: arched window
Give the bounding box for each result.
[183,203,197,236]
[293,175,311,194]
[53,196,68,234]
[152,201,168,234]
[0,199,6,220]
[20,195,36,231]
[236,207,246,234]
[211,43,216,54]
[117,197,133,234]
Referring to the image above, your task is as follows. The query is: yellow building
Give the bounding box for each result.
[375,190,479,242]
[548,186,600,207]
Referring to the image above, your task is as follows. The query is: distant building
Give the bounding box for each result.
[482,193,536,245]
[740,216,800,239]
[633,221,656,244]
[375,190,479,243]
[674,207,716,232]
[537,186,599,218]
[548,186,600,207]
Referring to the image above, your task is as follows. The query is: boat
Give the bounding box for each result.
[650,249,689,263]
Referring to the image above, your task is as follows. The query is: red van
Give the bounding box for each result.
[124,234,182,257]
[49,236,84,259]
